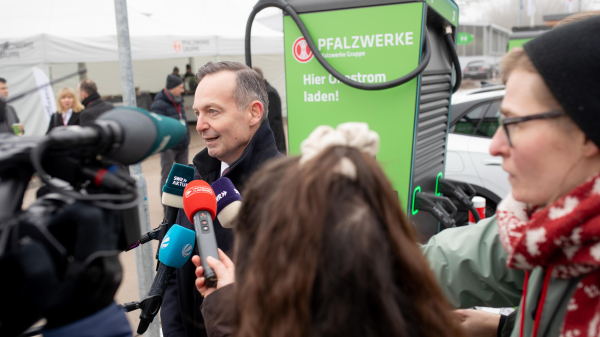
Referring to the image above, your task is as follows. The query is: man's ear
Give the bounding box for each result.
[248,101,264,127]
[583,136,600,158]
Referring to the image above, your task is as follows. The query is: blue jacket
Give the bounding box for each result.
[150,89,190,151]
[161,120,284,337]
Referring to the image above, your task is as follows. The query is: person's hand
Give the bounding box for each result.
[192,248,235,298]
[455,309,501,337]
[17,123,23,132]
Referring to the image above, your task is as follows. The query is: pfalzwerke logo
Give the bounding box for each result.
[161,235,170,249]
[174,40,182,52]
[185,185,214,198]
[182,244,193,258]
[293,37,313,63]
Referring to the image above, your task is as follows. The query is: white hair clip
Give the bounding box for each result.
[299,122,380,180]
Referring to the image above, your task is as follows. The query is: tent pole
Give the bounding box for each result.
[114,1,160,336]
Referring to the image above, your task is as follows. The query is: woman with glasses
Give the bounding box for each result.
[423,17,600,337]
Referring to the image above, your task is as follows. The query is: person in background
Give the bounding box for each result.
[161,61,282,337]
[253,66,286,155]
[451,11,600,337]
[183,64,197,93]
[47,87,83,133]
[422,17,600,337]
[172,66,181,78]
[0,77,23,134]
[193,123,465,337]
[78,79,114,125]
[151,74,190,196]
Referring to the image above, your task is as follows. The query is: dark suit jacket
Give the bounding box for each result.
[80,93,115,125]
[46,111,81,134]
[265,80,286,155]
[161,120,284,337]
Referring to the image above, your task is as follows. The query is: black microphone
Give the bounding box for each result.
[137,224,195,334]
[46,107,187,165]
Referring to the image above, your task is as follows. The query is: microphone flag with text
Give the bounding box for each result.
[126,164,195,251]
[182,180,220,287]
[138,224,195,334]
[211,177,242,228]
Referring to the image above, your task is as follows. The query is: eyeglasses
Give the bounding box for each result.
[497,110,565,147]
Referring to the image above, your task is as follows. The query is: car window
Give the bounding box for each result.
[474,99,501,137]
[451,102,490,135]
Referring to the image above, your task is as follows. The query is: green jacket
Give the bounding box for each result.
[422,215,581,337]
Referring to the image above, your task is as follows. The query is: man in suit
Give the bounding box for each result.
[161,61,283,337]
[78,79,114,125]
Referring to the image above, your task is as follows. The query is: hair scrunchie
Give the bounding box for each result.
[299,122,380,180]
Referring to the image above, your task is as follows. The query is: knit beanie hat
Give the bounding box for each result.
[523,16,600,146]
[166,74,183,90]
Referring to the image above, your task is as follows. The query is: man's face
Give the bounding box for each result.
[169,83,185,98]
[0,82,8,100]
[193,71,262,164]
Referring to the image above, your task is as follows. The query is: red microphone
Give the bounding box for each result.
[183,180,219,287]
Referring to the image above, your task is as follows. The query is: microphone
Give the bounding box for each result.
[46,107,187,165]
[126,164,196,251]
[162,163,196,215]
[182,180,220,288]
[137,224,195,334]
[211,177,242,228]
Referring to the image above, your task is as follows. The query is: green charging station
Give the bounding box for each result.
[246,0,461,242]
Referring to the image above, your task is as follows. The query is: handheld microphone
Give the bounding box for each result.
[211,177,242,228]
[138,224,195,334]
[182,180,219,288]
[46,107,187,165]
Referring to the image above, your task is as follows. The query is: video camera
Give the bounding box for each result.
[0,107,187,336]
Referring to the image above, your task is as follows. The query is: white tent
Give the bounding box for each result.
[0,0,285,135]
[0,0,282,64]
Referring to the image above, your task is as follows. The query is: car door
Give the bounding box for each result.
[445,102,491,188]
[467,99,510,199]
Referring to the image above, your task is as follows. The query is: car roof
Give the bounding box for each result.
[452,86,505,105]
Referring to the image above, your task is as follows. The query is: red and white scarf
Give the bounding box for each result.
[497,172,600,337]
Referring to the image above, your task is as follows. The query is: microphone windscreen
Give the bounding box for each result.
[217,201,242,229]
[183,180,218,222]
[98,107,187,164]
[211,177,242,214]
[162,164,196,208]
[158,224,196,268]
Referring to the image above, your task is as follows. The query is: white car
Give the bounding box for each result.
[446,86,509,217]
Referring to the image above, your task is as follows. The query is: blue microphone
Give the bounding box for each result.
[138,225,195,334]
[211,177,242,228]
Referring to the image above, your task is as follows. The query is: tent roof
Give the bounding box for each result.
[0,0,283,65]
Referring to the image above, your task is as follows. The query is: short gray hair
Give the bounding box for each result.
[196,61,269,121]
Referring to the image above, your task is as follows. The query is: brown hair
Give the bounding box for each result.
[56,87,84,113]
[233,147,464,337]
[196,61,269,121]
[78,79,98,96]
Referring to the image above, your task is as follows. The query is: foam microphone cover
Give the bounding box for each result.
[158,224,196,268]
[211,177,242,229]
[97,107,187,164]
[162,164,195,208]
[183,180,218,222]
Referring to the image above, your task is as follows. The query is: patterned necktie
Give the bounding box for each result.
[222,167,230,176]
